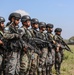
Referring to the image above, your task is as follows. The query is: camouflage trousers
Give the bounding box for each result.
[52,49,55,65]
[0,54,3,75]
[55,50,64,75]
[20,51,29,75]
[5,51,20,75]
[38,47,48,75]
[29,52,39,75]
[46,49,55,75]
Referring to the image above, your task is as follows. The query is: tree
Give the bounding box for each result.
[68,36,74,44]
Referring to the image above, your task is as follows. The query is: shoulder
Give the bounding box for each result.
[4,26,10,33]
[29,28,33,33]
[18,28,26,36]
[18,28,24,32]
[53,35,58,39]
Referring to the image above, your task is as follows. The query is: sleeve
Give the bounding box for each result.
[18,28,26,37]
[53,35,59,46]
[53,35,58,41]
[3,26,16,39]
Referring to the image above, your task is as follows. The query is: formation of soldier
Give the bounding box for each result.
[0,12,70,75]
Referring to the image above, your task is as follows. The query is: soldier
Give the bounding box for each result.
[46,23,55,75]
[31,18,39,33]
[20,15,32,75]
[30,18,40,75]
[3,12,21,75]
[53,28,63,75]
[38,22,48,75]
[0,16,5,75]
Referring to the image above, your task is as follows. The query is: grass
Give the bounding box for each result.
[53,45,74,75]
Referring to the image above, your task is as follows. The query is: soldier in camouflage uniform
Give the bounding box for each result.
[20,15,33,75]
[31,18,39,37]
[3,13,22,75]
[37,22,48,75]
[46,23,55,75]
[29,18,40,75]
[0,16,5,75]
[53,28,63,75]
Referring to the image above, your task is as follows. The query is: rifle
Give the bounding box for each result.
[9,25,41,54]
[58,36,73,53]
[29,38,52,49]
[27,42,41,55]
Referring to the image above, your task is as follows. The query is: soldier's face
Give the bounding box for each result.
[33,23,39,29]
[57,32,61,35]
[26,20,31,27]
[48,28,53,32]
[0,22,4,29]
[15,19,20,25]
[42,27,46,31]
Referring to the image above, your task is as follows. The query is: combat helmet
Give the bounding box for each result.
[8,12,21,21]
[21,15,31,22]
[31,18,39,24]
[54,28,62,32]
[0,16,5,23]
[46,23,54,28]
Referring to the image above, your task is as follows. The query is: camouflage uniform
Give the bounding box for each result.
[20,27,34,75]
[3,24,22,75]
[0,16,6,75]
[53,34,64,75]
[0,31,4,75]
[37,31,48,75]
[46,32,55,75]
[29,28,40,75]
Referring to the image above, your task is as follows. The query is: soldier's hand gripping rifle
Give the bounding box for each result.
[58,36,73,53]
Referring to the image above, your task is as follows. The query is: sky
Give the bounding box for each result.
[0,0,74,39]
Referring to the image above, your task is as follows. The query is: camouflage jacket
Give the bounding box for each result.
[3,25,23,51]
[53,34,63,46]
[46,32,54,43]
